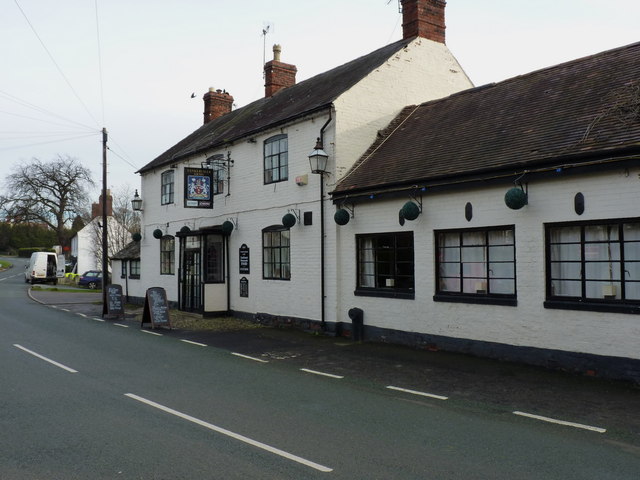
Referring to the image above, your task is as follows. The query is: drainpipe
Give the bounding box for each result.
[317,109,332,331]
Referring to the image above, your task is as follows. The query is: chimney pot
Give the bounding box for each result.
[264,45,297,98]
[203,87,234,124]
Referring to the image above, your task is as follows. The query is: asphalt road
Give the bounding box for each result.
[1,259,640,479]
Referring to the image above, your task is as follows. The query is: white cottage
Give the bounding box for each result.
[331,41,640,382]
[127,1,472,325]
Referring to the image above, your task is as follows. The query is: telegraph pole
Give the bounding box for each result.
[101,127,109,316]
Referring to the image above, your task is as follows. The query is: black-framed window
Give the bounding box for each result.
[356,231,414,299]
[205,234,224,283]
[161,170,174,205]
[435,226,516,305]
[213,166,225,195]
[263,226,290,280]
[129,259,140,279]
[160,236,175,275]
[545,219,640,309]
[264,134,288,184]
[120,261,127,279]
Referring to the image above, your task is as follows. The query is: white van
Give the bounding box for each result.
[24,252,65,285]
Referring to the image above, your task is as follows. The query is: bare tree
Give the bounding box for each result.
[85,186,138,271]
[3,155,94,247]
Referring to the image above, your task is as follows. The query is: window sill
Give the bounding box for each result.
[354,288,415,300]
[544,299,640,315]
[433,294,517,307]
[129,275,140,280]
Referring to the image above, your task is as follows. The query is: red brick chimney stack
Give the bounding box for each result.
[203,88,234,124]
[401,0,446,44]
[91,190,113,218]
[264,44,297,97]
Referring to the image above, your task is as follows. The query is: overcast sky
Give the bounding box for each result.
[1,0,639,199]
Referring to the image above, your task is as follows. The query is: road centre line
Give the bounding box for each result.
[386,385,448,401]
[300,368,344,379]
[513,411,606,433]
[13,344,78,373]
[181,339,207,347]
[77,313,88,318]
[141,330,163,336]
[114,323,129,328]
[124,393,332,472]
[231,352,269,363]
[93,318,105,322]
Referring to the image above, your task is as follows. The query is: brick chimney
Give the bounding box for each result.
[264,44,297,97]
[203,88,234,124]
[401,0,446,43]
[91,190,113,219]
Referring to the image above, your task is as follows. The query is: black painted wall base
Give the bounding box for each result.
[229,310,640,385]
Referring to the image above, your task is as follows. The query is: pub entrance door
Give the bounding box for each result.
[180,236,202,312]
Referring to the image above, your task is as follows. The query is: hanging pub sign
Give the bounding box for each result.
[239,244,250,274]
[184,167,214,209]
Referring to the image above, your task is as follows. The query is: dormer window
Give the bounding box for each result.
[264,134,288,184]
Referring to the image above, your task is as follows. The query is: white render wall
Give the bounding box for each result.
[332,37,472,180]
[335,167,640,360]
[135,117,334,321]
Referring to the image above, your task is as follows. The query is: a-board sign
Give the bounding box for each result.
[239,244,250,274]
[106,284,124,317]
[240,277,249,298]
[141,287,171,329]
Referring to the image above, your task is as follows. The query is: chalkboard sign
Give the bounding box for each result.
[106,284,124,318]
[240,277,249,298]
[239,244,250,274]
[141,287,172,329]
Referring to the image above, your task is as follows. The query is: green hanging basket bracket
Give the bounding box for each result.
[222,220,234,235]
[282,210,299,228]
[504,185,528,210]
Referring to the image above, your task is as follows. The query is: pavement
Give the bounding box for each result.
[27,286,640,448]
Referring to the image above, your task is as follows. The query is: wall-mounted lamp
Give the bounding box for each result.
[131,189,143,211]
[308,137,329,174]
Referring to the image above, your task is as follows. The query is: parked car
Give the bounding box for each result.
[78,270,104,289]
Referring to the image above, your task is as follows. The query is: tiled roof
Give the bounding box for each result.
[111,241,140,260]
[138,38,412,173]
[334,42,640,196]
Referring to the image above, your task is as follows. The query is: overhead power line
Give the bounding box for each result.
[13,0,101,129]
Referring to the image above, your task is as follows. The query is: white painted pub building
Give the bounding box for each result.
[114,1,640,381]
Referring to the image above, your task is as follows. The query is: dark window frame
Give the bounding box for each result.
[434,225,516,306]
[262,225,290,280]
[204,234,225,283]
[544,218,640,314]
[263,134,288,185]
[129,259,141,279]
[160,235,175,275]
[355,231,415,299]
[161,170,175,205]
